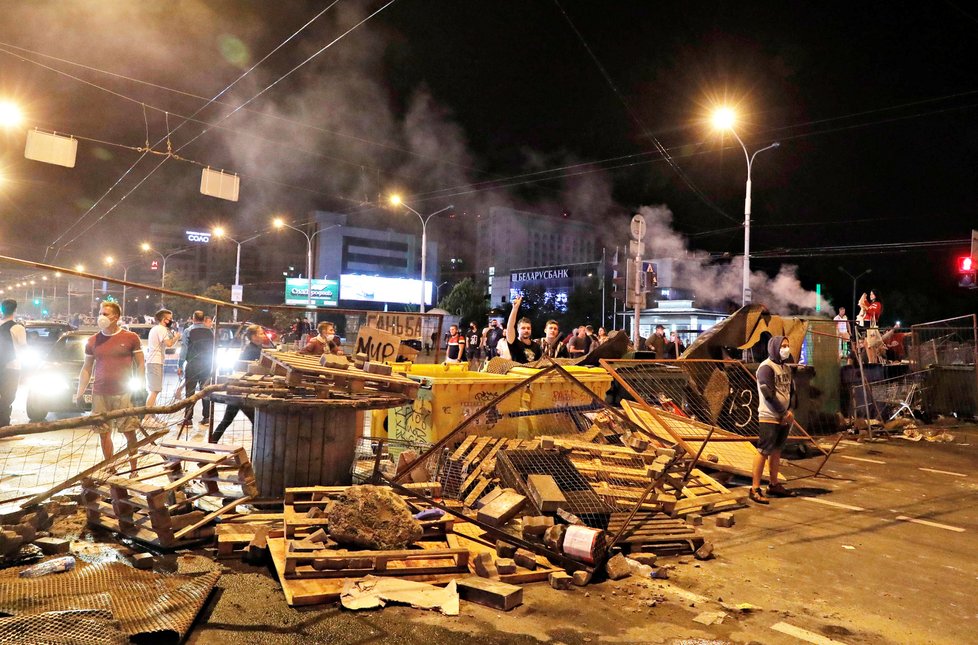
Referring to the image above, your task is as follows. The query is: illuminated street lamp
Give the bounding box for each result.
[388,195,453,314]
[0,101,22,128]
[711,107,780,306]
[272,217,340,313]
[213,226,264,322]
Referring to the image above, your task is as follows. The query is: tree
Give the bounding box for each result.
[564,275,603,329]
[514,283,562,331]
[438,277,488,324]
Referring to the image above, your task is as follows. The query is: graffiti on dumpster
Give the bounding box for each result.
[391,400,431,444]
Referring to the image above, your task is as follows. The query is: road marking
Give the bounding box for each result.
[895,516,966,533]
[799,496,865,512]
[771,621,850,645]
[841,455,886,464]
[918,467,967,477]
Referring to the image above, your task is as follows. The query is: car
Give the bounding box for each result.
[125,323,179,370]
[20,321,75,370]
[25,330,149,422]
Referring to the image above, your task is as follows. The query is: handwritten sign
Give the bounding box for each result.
[364,313,423,340]
[355,325,401,363]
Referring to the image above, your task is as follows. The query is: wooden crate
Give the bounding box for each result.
[81,440,256,549]
[605,512,704,555]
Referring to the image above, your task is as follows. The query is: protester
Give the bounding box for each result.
[539,319,569,359]
[445,324,465,363]
[567,326,592,357]
[833,307,850,359]
[74,301,144,469]
[751,335,796,504]
[144,309,180,420]
[647,324,666,358]
[0,299,26,428]
[662,331,685,359]
[505,296,542,364]
[596,327,609,345]
[180,310,215,431]
[484,319,504,359]
[465,322,482,366]
[298,322,343,356]
[211,325,264,442]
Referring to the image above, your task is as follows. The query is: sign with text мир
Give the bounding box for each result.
[354,325,401,363]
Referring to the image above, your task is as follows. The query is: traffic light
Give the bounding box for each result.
[958,256,976,288]
[611,250,627,305]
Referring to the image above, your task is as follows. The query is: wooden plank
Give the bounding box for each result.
[173,496,252,540]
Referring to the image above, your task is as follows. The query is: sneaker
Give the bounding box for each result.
[767,483,794,498]
[199,417,210,425]
[749,487,770,504]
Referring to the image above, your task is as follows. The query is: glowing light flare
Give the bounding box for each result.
[388,194,402,206]
[0,101,23,128]
[711,107,736,130]
[213,226,226,238]
[140,243,152,251]
[272,217,285,229]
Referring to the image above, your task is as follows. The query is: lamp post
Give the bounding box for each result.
[388,196,453,314]
[711,108,780,306]
[273,218,341,313]
[435,281,448,305]
[213,227,263,322]
[838,266,871,321]
[104,256,136,319]
[140,243,188,307]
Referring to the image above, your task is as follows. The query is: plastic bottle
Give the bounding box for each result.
[19,556,76,578]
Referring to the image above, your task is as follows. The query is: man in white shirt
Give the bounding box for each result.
[145,309,180,414]
[0,299,27,427]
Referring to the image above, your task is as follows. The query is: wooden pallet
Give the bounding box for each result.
[439,437,541,504]
[81,440,256,549]
[283,542,469,579]
[268,538,459,606]
[259,351,420,398]
[606,512,704,555]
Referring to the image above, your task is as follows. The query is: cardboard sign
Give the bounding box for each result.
[355,325,401,363]
[364,313,424,340]
[398,342,420,363]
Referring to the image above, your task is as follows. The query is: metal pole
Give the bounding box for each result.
[601,247,606,329]
[233,242,241,322]
[420,220,427,314]
[161,257,167,308]
[632,251,641,347]
[743,175,752,305]
[90,279,95,316]
[122,267,128,319]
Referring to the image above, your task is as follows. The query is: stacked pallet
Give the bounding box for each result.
[81,439,257,549]
[256,351,420,399]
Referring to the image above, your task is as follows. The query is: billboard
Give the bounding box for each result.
[284,278,339,307]
[340,274,432,306]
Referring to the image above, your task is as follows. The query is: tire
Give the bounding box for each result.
[25,396,48,423]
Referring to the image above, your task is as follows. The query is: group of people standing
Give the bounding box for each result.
[832,290,903,363]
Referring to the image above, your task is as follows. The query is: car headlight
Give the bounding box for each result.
[21,347,42,368]
[218,348,239,370]
[128,377,144,392]
[28,372,70,392]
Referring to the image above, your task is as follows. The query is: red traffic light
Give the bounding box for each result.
[959,256,974,272]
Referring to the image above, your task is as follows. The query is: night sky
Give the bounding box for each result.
[1,1,976,323]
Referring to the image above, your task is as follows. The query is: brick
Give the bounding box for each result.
[526,474,567,513]
[456,576,523,611]
[306,506,324,519]
[543,524,567,553]
[473,552,498,579]
[364,362,393,376]
[571,570,591,586]
[685,513,703,526]
[306,528,329,543]
[694,541,715,560]
[495,558,517,574]
[33,536,70,555]
[521,515,554,538]
[715,513,736,528]
[132,553,155,570]
[476,489,526,527]
[513,548,538,570]
[539,436,556,450]
[495,540,517,558]
[631,553,657,567]
[549,571,573,590]
[557,508,584,526]
[605,553,631,580]
[475,487,505,509]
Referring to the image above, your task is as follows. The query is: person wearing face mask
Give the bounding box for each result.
[144,309,181,420]
[298,321,343,356]
[74,301,144,469]
[751,335,796,504]
[180,310,216,432]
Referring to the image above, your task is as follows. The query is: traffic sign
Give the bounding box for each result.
[628,239,645,257]
[231,284,243,303]
[630,213,646,241]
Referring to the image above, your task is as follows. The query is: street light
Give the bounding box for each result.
[213,226,264,322]
[273,217,340,313]
[435,281,448,304]
[711,108,780,306]
[0,101,22,128]
[838,266,871,322]
[388,195,453,314]
[104,256,136,319]
[140,242,188,307]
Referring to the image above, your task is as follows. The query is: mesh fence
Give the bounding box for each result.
[851,369,929,422]
[910,316,978,419]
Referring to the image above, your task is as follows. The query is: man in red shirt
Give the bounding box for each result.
[75,301,144,469]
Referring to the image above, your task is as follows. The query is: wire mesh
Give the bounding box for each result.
[851,369,928,422]
[0,609,128,645]
[910,316,978,418]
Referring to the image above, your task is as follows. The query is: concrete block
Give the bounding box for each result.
[631,553,657,567]
[477,489,526,527]
[495,540,517,558]
[132,553,155,570]
[605,553,631,580]
[34,536,70,555]
[685,513,703,526]
[543,524,567,553]
[549,571,573,590]
[694,541,715,560]
[513,548,538,570]
[571,570,591,586]
[306,528,329,543]
[456,576,523,610]
[521,515,554,538]
[495,558,517,574]
[473,552,499,579]
[526,474,567,513]
[715,513,736,528]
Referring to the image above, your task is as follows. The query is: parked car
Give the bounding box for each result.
[20,321,75,370]
[25,330,149,422]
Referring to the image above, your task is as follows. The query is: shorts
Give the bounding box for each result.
[92,394,140,435]
[146,363,164,392]
[757,421,789,456]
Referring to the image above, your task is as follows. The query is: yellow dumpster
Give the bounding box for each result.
[379,364,614,444]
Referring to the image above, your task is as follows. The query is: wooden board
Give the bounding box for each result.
[449,522,562,584]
